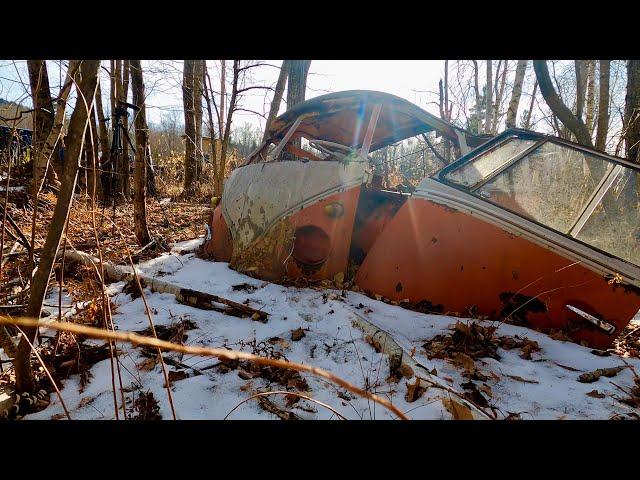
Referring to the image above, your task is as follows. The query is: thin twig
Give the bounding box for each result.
[0,316,409,420]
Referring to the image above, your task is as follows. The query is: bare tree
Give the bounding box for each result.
[484,60,493,134]
[595,60,611,151]
[182,59,198,196]
[26,60,55,185]
[575,60,588,121]
[625,60,640,162]
[15,59,100,394]
[262,60,290,142]
[585,60,597,134]
[506,60,528,129]
[491,60,508,133]
[523,78,537,130]
[282,60,311,160]
[533,60,594,147]
[130,60,152,246]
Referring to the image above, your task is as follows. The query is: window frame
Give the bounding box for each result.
[436,129,640,265]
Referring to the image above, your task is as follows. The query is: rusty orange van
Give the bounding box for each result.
[202,90,640,348]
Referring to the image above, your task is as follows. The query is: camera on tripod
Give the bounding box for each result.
[114,100,140,119]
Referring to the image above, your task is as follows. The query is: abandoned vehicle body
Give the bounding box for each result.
[202,90,640,349]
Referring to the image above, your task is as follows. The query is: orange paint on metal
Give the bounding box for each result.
[284,187,361,280]
[355,198,640,349]
[202,205,233,261]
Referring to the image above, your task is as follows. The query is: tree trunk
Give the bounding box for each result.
[14,59,100,394]
[193,60,204,179]
[87,106,103,199]
[30,61,81,192]
[121,60,131,199]
[472,60,481,131]
[182,60,197,195]
[284,60,311,160]
[130,60,152,246]
[575,60,588,121]
[595,60,611,152]
[506,60,528,129]
[491,60,508,133]
[484,60,493,134]
[625,60,640,163]
[114,60,125,198]
[27,61,55,179]
[585,60,597,135]
[533,60,594,147]
[523,79,537,130]
[27,60,56,187]
[262,60,290,143]
[95,80,110,161]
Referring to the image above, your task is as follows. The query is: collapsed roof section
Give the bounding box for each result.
[245,90,489,165]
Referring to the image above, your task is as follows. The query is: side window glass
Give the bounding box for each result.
[575,168,640,266]
[444,138,537,188]
[477,142,611,233]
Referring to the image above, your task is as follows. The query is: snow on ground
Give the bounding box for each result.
[26,239,640,420]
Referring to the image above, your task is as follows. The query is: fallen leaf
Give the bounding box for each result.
[137,357,157,371]
[167,370,189,383]
[479,384,493,398]
[333,272,344,284]
[291,328,306,342]
[442,397,474,420]
[451,352,476,372]
[578,366,626,383]
[586,389,606,399]
[405,378,426,403]
[397,364,414,378]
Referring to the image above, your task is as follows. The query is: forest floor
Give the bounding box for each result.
[1,185,640,420]
[20,239,640,420]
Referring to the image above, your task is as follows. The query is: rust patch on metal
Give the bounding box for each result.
[499,292,547,326]
[229,218,295,282]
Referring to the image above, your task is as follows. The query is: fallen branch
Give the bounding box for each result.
[0,316,408,420]
[63,250,268,321]
[0,205,32,251]
[349,311,494,420]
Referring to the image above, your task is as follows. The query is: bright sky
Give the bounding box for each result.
[1,60,447,132]
[142,60,447,130]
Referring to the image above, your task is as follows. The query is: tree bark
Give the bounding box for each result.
[262,60,290,143]
[585,60,597,134]
[130,60,152,246]
[625,60,640,163]
[491,60,508,133]
[575,60,587,121]
[121,60,131,199]
[30,61,81,191]
[284,60,311,160]
[484,60,493,134]
[533,60,594,147]
[27,60,56,186]
[506,60,528,129]
[523,79,537,130]
[95,80,110,161]
[114,60,125,197]
[194,60,204,179]
[595,60,610,152]
[26,61,55,160]
[182,60,197,195]
[87,106,102,199]
[15,59,100,394]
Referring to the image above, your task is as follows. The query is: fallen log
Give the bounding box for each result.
[349,310,494,420]
[63,250,268,321]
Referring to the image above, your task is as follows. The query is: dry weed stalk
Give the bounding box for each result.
[0,316,409,420]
